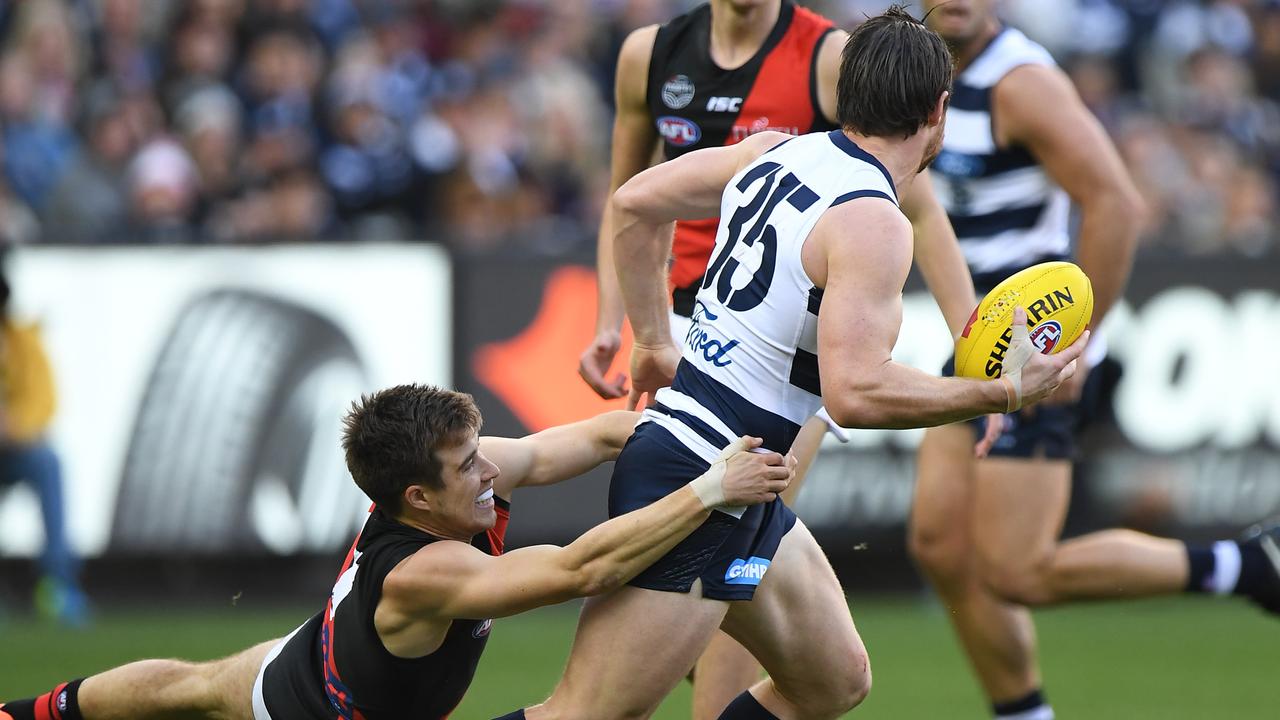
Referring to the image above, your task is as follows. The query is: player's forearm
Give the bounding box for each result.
[914,217,978,340]
[826,362,1006,429]
[612,199,675,346]
[559,483,710,596]
[594,203,627,336]
[1075,188,1141,327]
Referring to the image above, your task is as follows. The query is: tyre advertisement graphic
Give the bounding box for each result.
[2,245,449,559]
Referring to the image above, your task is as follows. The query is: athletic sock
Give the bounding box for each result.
[993,688,1054,720]
[1233,539,1274,598]
[1186,541,1247,595]
[490,711,526,720]
[716,691,780,719]
[1,679,85,720]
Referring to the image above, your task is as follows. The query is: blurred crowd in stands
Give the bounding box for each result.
[0,0,1276,256]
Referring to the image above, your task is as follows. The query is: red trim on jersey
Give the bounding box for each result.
[669,5,834,294]
[486,504,510,556]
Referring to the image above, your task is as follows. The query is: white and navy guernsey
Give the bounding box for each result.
[644,130,897,465]
[930,27,1070,290]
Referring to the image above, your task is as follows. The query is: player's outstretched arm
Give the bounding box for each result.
[811,199,1084,429]
[613,130,793,408]
[899,171,977,340]
[382,437,793,621]
[996,64,1142,330]
[484,410,639,498]
[580,24,661,399]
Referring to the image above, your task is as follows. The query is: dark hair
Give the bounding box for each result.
[837,5,954,138]
[341,384,482,513]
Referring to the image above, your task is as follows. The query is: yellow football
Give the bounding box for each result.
[953,261,1093,380]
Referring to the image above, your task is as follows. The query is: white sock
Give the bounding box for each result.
[1209,540,1243,596]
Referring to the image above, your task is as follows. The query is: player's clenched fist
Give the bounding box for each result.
[691,436,794,508]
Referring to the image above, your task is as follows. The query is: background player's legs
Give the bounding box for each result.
[5,640,277,720]
[972,458,1188,605]
[909,424,1045,704]
[525,584,729,720]
[691,633,760,720]
[690,415,828,720]
[719,521,871,720]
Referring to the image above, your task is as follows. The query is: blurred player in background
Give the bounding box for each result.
[578,3,978,713]
[0,386,792,720]
[500,10,1085,720]
[909,2,1280,719]
[0,259,88,626]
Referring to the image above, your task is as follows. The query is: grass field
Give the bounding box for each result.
[1,595,1275,719]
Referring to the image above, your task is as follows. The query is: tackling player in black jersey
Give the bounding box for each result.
[1,385,794,720]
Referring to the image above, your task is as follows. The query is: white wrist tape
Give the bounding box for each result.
[1000,320,1035,412]
[690,459,728,509]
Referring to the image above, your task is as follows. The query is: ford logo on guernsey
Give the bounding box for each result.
[657,116,701,147]
[725,556,771,585]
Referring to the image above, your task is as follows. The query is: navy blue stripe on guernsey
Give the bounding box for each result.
[971,252,1069,293]
[831,189,895,207]
[827,130,897,200]
[788,349,821,395]
[951,202,1047,238]
[948,81,990,112]
[651,402,731,450]
[807,286,823,315]
[671,360,802,453]
[934,147,1038,179]
[761,137,795,155]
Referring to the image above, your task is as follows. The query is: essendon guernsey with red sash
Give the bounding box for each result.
[646,0,836,315]
[255,500,510,719]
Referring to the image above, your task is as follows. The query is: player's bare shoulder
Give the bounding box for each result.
[616,24,661,100]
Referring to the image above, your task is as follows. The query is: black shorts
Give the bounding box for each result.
[941,356,1078,460]
[252,613,333,720]
[608,422,796,601]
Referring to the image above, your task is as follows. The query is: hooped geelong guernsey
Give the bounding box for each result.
[929,27,1070,289]
[257,501,510,720]
[646,0,837,316]
[643,130,897,465]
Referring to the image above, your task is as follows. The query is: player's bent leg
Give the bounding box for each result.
[526,583,729,720]
[908,423,977,596]
[719,520,870,720]
[691,631,760,720]
[14,640,278,720]
[970,456,1073,607]
[913,425,1047,706]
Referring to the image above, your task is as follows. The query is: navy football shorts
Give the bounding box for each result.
[608,421,796,601]
[941,355,1088,460]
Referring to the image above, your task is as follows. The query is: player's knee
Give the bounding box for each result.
[979,557,1055,606]
[907,519,966,585]
[799,648,871,717]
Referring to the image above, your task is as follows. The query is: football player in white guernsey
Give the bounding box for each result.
[910,2,1280,720]
[499,9,1082,720]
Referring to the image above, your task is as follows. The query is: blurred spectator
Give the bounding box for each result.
[0,0,1272,253]
[0,259,88,625]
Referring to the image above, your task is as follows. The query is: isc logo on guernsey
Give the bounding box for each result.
[725,556,771,585]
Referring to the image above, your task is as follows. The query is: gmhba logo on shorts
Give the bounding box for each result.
[725,556,771,585]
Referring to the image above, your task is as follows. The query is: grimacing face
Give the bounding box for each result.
[922,0,997,45]
[422,432,501,538]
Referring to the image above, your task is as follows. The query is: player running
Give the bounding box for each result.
[579,4,978,711]
[0,385,793,720]
[499,9,1082,720]
[908,2,1280,719]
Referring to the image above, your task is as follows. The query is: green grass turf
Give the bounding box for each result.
[0,596,1275,718]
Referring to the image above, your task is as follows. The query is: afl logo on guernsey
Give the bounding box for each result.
[658,116,701,146]
[473,618,493,638]
[1030,321,1062,353]
[661,74,695,109]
